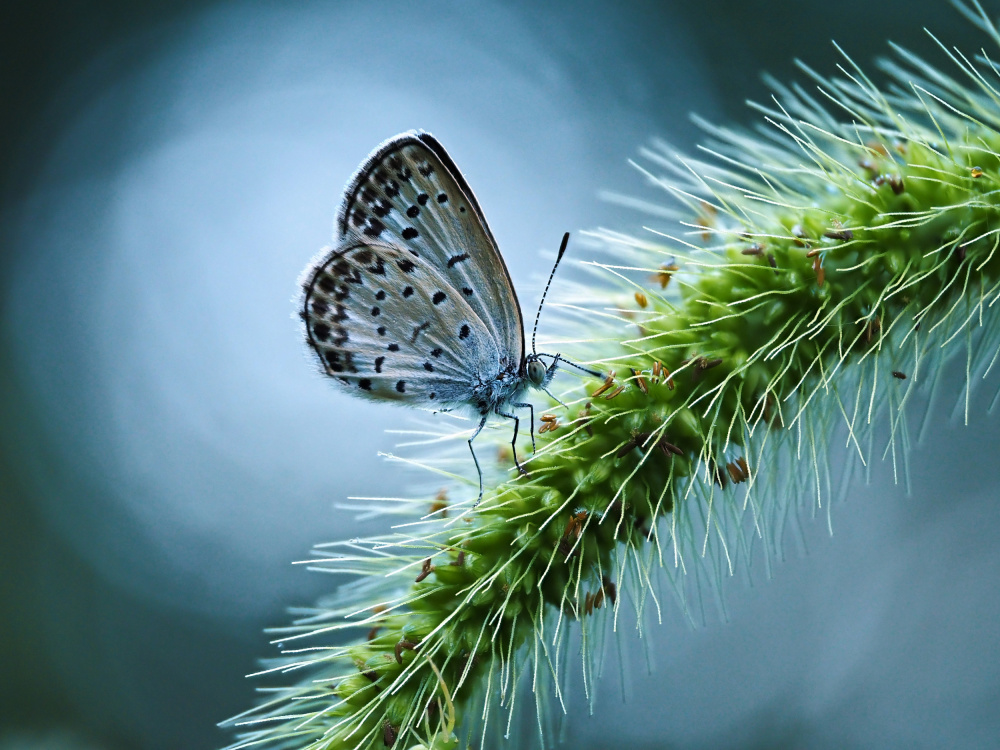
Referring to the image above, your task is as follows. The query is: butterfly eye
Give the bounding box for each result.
[526,359,547,386]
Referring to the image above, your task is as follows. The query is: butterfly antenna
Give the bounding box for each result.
[531,232,570,356]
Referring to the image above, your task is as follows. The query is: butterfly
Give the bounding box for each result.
[299,130,601,502]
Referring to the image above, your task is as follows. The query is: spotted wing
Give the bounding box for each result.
[335,131,524,366]
[301,240,501,406]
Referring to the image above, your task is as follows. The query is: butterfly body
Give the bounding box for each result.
[300,131,593,500]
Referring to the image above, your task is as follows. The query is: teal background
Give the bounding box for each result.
[1,2,995,749]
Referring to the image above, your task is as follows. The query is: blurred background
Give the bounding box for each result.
[1,1,998,748]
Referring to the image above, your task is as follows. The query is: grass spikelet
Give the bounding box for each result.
[225,3,1000,747]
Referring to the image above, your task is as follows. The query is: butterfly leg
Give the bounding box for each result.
[512,401,535,452]
[468,413,488,506]
[496,408,528,476]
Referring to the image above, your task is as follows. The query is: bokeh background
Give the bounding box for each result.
[2,1,998,748]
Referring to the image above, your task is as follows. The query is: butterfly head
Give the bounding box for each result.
[525,354,551,388]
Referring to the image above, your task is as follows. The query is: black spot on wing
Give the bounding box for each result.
[406,205,420,218]
[313,323,330,341]
[388,343,400,352]
[397,259,416,273]
[402,286,414,298]
[359,378,372,391]
[323,349,354,373]
[374,356,384,373]
[371,200,391,218]
[417,193,429,205]
[423,362,434,372]
[447,253,469,268]
[401,227,419,240]
[375,290,386,300]
[431,348,443,358]
[371,306,381,317]
[459,324,470,340]
[377,326,386,336]
[396,380,406,393]
[437,192,448,203]
[363,218,385,238]
[462,287,473,297]
[418,163,435,177]
[432,291,446,305]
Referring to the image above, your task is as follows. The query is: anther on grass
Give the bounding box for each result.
[602,576,617,605]
[692,356,723,383]
[383,721,398,747]
[394,639,419,665]
[823,228,854,241]
[874,173,905,194]
[414,558,433,583]
[563,511,588,540]
[604,384,627,400]
[631,367,649,394]
[726,457,750,484]
[660,439,684,457]
[650,262,678,288]
[593,587,604,610]
[616,436,640,458]
[429,488,448,516]
[591,372,616,397]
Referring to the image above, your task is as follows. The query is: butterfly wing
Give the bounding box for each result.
[335,131,524,370]
[301,240,502,406]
